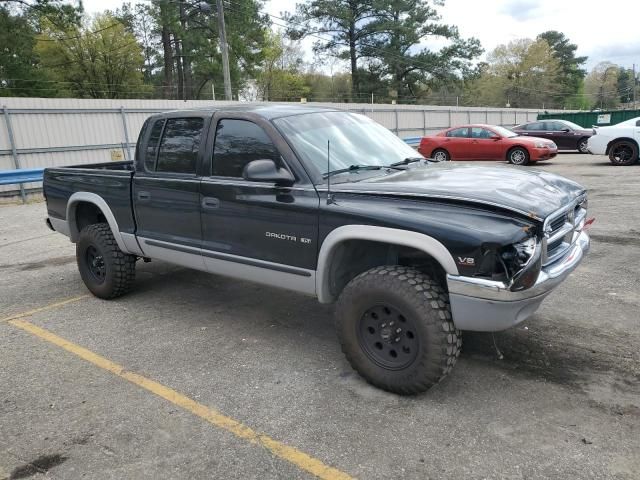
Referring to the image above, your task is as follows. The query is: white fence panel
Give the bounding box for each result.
[0,97,566,197]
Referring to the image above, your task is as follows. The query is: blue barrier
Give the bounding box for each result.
[0,168,44,186]
[403,136,422,148]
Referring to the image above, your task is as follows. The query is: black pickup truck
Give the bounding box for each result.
[44,105,591,394]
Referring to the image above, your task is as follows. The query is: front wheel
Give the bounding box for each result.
[508,147,530,165]
[609,140,638,166]
[76,223,136,299]
[335,266,461,395]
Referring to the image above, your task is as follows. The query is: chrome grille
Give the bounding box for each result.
[542,196,587,265]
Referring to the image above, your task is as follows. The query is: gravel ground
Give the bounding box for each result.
[1,152,638,480]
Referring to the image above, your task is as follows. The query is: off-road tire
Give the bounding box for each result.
[507,147,530,165]
[431,148,450,162]
[608,140,638,166]
[335,266,461,395]
[76,223,136,299]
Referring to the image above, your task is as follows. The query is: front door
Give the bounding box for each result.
[199,115,319,294]
[544,121,573,149]
[133,115,208,270]
[469,127,503,160]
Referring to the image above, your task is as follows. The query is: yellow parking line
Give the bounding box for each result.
[8,317,354,480]
[1,295,90,323]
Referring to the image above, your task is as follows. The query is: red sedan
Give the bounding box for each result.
[418,124,558,165]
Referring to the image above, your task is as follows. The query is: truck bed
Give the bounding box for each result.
[44,161,136,236]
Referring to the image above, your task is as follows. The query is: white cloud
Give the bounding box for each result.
[439,0,640,69]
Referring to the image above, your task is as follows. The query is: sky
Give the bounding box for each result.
[82,0,640,71]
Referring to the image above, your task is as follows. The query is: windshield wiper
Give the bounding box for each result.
[323,164,404,178]
[390,157,426,167]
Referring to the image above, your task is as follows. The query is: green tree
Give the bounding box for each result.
[254,31,309,101]
[466,39,561,108]
[36,13,148,98]
[147,0,270,100]
[616,66,636,105]
[537,31,587,108]
[0,7,51,97]
[303,71,352,101]
[286,0,378,100]
[0,1,81,97]
[584,61,620,110]
[360,0,482,102]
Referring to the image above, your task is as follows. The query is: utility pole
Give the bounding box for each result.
[216,0,232,101]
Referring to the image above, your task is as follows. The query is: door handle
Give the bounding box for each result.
[137,191,150,201]
[202,197,220,209]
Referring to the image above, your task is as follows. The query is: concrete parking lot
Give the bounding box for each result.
[1,152,639,480]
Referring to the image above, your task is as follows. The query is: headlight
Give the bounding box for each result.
[534,142,547,148]
[499,236,542,291]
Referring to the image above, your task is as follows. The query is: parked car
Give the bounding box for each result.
[512,120,594,153]
[418,124,558,165]
[43,106,591,395]
[587,117,640,166]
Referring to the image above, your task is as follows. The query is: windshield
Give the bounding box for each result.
[618,117,640,126]
[273,112,422,176]
[492,125,518,138]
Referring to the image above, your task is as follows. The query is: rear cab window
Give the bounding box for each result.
[144,119,165,171]
[152,117,205,174]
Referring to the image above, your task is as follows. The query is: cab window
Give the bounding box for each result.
[155,117,204,174]
[524,122,544,131]
[446,127,468,138]
[212,119,282,178]
[545,122,566,131]
[470,127,492,139]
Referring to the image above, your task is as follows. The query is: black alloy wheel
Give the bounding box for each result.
[358,304,419,370]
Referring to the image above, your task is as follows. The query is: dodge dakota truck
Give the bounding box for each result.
[44,105,591,394]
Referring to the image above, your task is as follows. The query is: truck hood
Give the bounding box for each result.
[333,163,585,221]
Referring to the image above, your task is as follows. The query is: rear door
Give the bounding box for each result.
[519,122,547,140]
[133,114,209,270]
[443,127,471,160]
[198,114,319,292]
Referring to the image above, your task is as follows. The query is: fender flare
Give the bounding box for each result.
[66,192,128,252]
[316,225,459,303]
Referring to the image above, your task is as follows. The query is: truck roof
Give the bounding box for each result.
[156,104,342,121]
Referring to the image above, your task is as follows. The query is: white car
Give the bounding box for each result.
[587,117,640,166]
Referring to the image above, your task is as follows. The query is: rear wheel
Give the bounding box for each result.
[578,138,589,154]
[431,149,450,162]
[335,266,461,395]
[508,147,530,165]
[76,223,136,299]
[608,140,638,166]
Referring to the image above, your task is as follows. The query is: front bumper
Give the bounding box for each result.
[446,230,590,331]
[587,135,608,155]
[531,147,558,161]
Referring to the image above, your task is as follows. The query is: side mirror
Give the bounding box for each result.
[242,159,295,186]
[490,134,501,140]
[561,128,570,132]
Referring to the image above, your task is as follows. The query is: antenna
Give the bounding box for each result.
[326,140,333,205]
